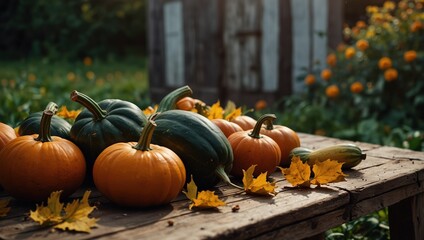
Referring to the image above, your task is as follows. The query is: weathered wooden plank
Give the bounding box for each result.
[389,192,424,240]
[164,1,185,87]
[311,0,328,68]
[290,0,311,93]
[261,0,279,92]
[327,0,343,50]
[94,187,349,240]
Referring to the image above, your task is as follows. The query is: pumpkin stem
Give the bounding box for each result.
[156,85,193,112]
[215,165,244,190]
[45,102,59,114]
[264,119,275,130]
[34,110,54,142]
[249,114,277,139]
[133,119,156,151]
[70,90,107,120]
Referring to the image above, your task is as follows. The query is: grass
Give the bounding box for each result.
[0,57,150,126]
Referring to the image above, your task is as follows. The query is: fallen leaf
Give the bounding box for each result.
[0,199,11,217]
[29,190,98,233]
[242,165,276,196]
[183,176,226,210]
[281,156,311,187]
[224,107,242,122]
[310,159,347,186]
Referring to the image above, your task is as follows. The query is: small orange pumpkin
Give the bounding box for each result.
[0,110,86,202]
[0,122,16,151]
[93,119,186,207]
[231,115,256,130]
[260,120,301,167]
[211,118,243,138]
[176,96,196,111]
[228,114,281,178]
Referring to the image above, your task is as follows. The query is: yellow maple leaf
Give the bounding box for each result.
[224,107,242,121]
[207,101,224,119]
[310,159,347,186]
[57,106,81,120]
[183,176,226,210]
[29,190,98,233]
[242,165,276,196]
[281,156,311,187]
[0,199,11,217]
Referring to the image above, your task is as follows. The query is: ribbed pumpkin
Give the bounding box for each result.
[0,110,86,202]
[260,120,300,167]
[93,119,186,207]
[70,90,147,172]
[231,115,256,130]
[211,119,243,138]
[228,114,281,178]
[176,96,196,111]
[18,102,72,140]
[0,122,16,151]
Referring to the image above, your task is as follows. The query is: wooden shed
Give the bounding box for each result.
[148,0,343,107]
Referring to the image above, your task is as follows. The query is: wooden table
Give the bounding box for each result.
[1,133,424,240]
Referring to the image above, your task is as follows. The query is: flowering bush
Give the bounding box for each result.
[280,0,424,150]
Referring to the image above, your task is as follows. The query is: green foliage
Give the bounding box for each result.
[326,209,390,240]
[277,0,424,151]
[0,0,147,60]
[0,57,150,127]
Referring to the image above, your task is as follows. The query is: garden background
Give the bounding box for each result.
[0,0,423,239]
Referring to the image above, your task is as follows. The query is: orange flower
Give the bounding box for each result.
[255,100,267,111]
[320,69,332,81]
[350,82,364,94]
[378,57,392,70]
[356,39,369,51]
[83,56,93,66]
[28,73,37,82]
[383,1,396,11]
[345,47,356,59]
[325,85,340,98]
[67,72,76,82]
[304,74,316,86]
[326,53,337,67]
[411,21,423,33]
[384,68,398,81]
[356,20,367,29]
[404,50,417,62]
[86,71,95,80]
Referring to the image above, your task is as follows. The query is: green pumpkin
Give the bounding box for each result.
[152,110,240,190]
[70,91,147,170]
[18,102,72,140]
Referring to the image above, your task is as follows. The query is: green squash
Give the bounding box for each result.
[70,90,147,170]
[156,85,192,112]
[151,110,241,190]
[18,102,72,140]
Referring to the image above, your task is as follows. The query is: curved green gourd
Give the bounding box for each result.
[18,102,72,140]
[70,90,147,171]
[151,110,241,190]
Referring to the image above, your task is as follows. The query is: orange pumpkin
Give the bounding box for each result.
[176,97,196,111]
[260,120,301,167]
[228,114,281,178]
[93,119,186,207]
[211,118,243,138]
[0,122,16,151]
[231,115,256,130]
[0,110,86,202]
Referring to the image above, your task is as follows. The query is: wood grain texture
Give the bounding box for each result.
[2,133,424,240]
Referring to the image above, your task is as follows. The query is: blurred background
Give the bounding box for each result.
[0,0,423,238]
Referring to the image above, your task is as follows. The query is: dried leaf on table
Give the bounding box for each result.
[310,159,347,186]
[242,165,276,196]
[183,176,226,210]
[29,190,98,233]
[281,156,311,187]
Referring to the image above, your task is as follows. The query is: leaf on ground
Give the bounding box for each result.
[242,165,276,196]
[0,199,11,217]
[183,176,226,210]
[310,159,347,186]
[29,190,98,233]
[281,156,311,187]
